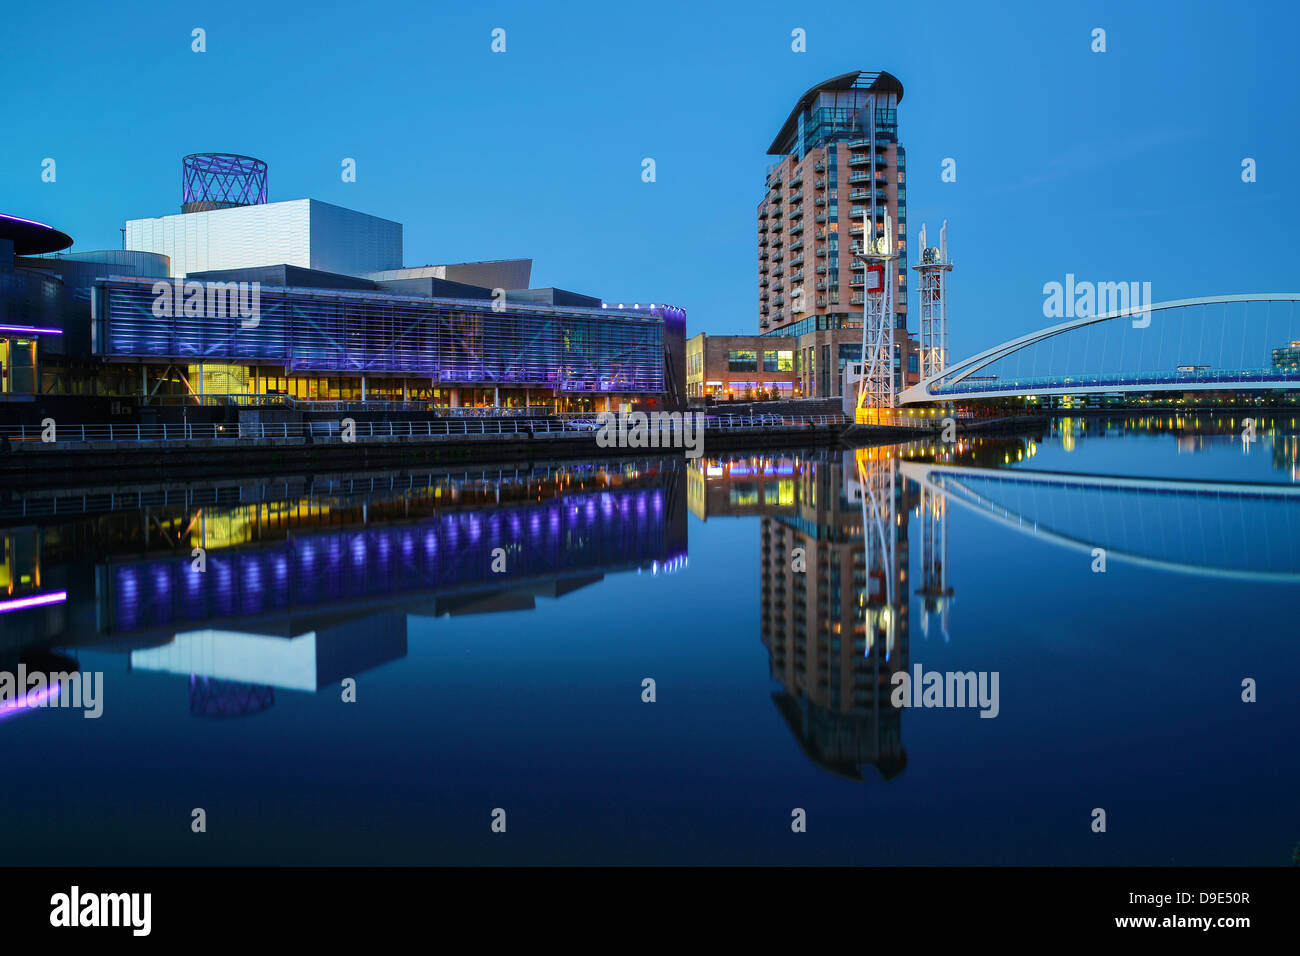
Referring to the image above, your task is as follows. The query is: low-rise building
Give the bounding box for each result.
[686,333,800,402]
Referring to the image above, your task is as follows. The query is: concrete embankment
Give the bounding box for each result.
[1,422,851,487]
[838,415,1049,445]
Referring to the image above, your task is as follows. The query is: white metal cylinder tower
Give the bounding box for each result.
[854,208,897,423]
[912,221,953,383]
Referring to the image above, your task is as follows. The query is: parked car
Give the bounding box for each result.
[563,418,601,431]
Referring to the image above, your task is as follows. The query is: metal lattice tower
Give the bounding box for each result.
[913,221,953,383]
[917,477,953,641]
[854,208,897,422]
[855,447,898,661]
[182,153,268,213]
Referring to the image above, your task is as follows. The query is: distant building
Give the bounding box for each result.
[1272,341,1300,370]
[758,71,919,399]
[686,333,799,401]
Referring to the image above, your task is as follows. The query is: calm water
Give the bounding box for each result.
[2,416,1297,865]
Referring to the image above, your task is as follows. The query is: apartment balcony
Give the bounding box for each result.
[791,271,804,282]
[815,280,827,291]
[789,207,803,220]
[759,221,769,233]
[814,196,826,207]
[791,256,804,268]
[771,237,783,247]
[816,264,828,274]
[814,162,825,173]
[789,222,803,236]
[790,239,803,252]
[816,298,828,309]
[848,171,870,183]
[772,267,784,277]
[773,298,785,308]
[850,294,866,305]
[848,189,869,201]
[760,291,770,301]
[876,191,889,204]
[759,236,768,247]
[814,245,826,256]
[760,278,769,287]
[849,221,864,234]
[759,209,768,220]
[789,190,803,202]
[789,173,803,188]
[848,153,871,167]
[771,282,784,293]
[815,213,827,224]
[850,207,866,219]
[772,252,784,263]
[814,178,825,189]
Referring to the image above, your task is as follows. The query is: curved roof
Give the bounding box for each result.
[0,213,73,255]
[767,70,904,155]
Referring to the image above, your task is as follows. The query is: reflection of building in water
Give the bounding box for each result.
[755,449,915,781]
[0,460,688,713]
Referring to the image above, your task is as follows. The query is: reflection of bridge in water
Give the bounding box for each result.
[693,427,1297,781]
[901,461,1300,582]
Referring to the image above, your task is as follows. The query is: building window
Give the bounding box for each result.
[728,350,758,372]
[763,350,794,372]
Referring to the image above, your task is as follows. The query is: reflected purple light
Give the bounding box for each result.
[0,681,63,721]
[0,590,68,614]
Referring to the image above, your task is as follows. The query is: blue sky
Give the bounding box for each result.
[2,0,1295,357]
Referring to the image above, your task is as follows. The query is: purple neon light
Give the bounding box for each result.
[0,213,53,228]
[0,590,67,614]
[0,324,62,335]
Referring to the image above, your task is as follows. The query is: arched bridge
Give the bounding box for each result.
[900,460,1300,582]
[899,294,1300,403]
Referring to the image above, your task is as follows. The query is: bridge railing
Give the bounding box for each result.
[931,367,1300,395]
[0,414,845,445]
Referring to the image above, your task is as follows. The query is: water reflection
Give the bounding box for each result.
[1,458,688,716]
[688,418,1300,781]
[2,417,1296,785]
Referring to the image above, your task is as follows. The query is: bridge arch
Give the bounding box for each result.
[899,294,1300,403]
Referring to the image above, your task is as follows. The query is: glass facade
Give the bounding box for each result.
[95,278,666,394]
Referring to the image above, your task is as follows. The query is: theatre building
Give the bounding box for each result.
[1,154,685,415]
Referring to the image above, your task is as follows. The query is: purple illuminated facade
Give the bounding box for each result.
[93,276,676,405]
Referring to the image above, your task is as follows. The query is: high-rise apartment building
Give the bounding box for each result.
[758,71,918,400]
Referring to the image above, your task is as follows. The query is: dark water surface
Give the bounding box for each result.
[2,415,1297,864]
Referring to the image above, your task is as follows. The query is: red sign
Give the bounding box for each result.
[865,264,885,293]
